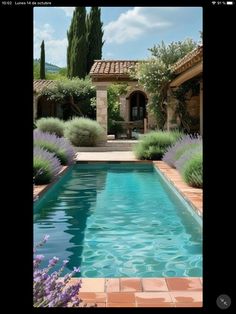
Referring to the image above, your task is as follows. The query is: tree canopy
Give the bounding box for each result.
[131,38,198,129]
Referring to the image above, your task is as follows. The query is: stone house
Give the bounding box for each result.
[166,45,203,135]
[34,45,202,137]
[89,60,157,138]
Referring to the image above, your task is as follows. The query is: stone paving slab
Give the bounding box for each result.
[75,151,138,161]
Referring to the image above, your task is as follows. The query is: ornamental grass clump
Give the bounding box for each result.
[36,118,65,137]
[34,147,62,185]
[134,131,182,160]
[34,235,82,307]
[34,130,75,165]
[64,117,105,146]
[162,134,202,168]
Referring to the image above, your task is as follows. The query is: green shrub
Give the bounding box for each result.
[134,131,182,160]
[108,119,124,137]
[34,158,52,184]
[36,118,65,137]
[182,153,202,188]
[64,117,105,146]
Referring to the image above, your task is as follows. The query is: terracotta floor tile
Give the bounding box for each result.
[107,303,136,307]
[170,291,202,303]
[106,278,120,292]
[135,292,172,303]
[79,302,105,307]
[137,303,175,307]
[107,292,135,303]
[79,278,105,292]
[166,278,202,291]
[175,302,203,307]
[79,292,107,303]
[94,303,106,307]
[142,278,168,292]
[120,278,142,292]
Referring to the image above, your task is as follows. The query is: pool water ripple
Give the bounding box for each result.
[34,163,202,277]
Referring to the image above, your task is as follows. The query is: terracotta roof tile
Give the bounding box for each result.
[172,45,203,74]
[89,60,139,77]
[33,80,55,93]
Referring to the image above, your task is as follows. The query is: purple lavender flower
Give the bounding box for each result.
[34,236,81,308]
[162,134,202,168]
[43,235,50,242]
[35,255,45,261]
[34,146,62,184]
[34,130,75,165]
[175,145,202,173]
[49,256,59,267]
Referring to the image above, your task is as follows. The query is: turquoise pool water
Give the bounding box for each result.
[34,163,202,277]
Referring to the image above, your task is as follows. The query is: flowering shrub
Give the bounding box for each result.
[64,117,105,146]
[162,134,202,168]
[134,131,182,160]
[175,145,202,172]
[34,147,62,185]
[36,118,65,137]
[34,235,82,307]
[130,39,197,129]
[34,130,75,165]
[181,152,202,188]
[163,135,203,188]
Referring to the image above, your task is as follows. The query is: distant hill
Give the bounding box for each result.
[34,59,61,73]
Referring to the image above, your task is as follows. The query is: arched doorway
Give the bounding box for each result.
[129,91,147,121]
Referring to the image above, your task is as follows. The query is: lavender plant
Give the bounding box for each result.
[34,130,75,165]
[162,134,202,168]
[34,146,62,185]
[34,235,82,307]
[175,145,202,172]
[181,151,202,188]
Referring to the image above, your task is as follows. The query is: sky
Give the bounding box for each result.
[34,7,202,67]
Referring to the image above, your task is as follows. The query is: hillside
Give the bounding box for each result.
[34,59,61,73]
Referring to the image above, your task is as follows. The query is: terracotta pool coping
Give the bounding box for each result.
[153,161,203,216]
[33,166,69,200]
[66,277,203,307]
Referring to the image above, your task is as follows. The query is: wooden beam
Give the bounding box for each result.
[170,62,203,87]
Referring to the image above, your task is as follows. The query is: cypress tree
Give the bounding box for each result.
[40,40,45,79]
[67,7,87,79]
[86,7,104,73]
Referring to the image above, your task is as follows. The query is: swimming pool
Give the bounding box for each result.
[34,163,202,277]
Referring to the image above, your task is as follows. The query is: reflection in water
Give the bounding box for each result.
[34,165,107,273]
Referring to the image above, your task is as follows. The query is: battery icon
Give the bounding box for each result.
[227,1,233,4]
